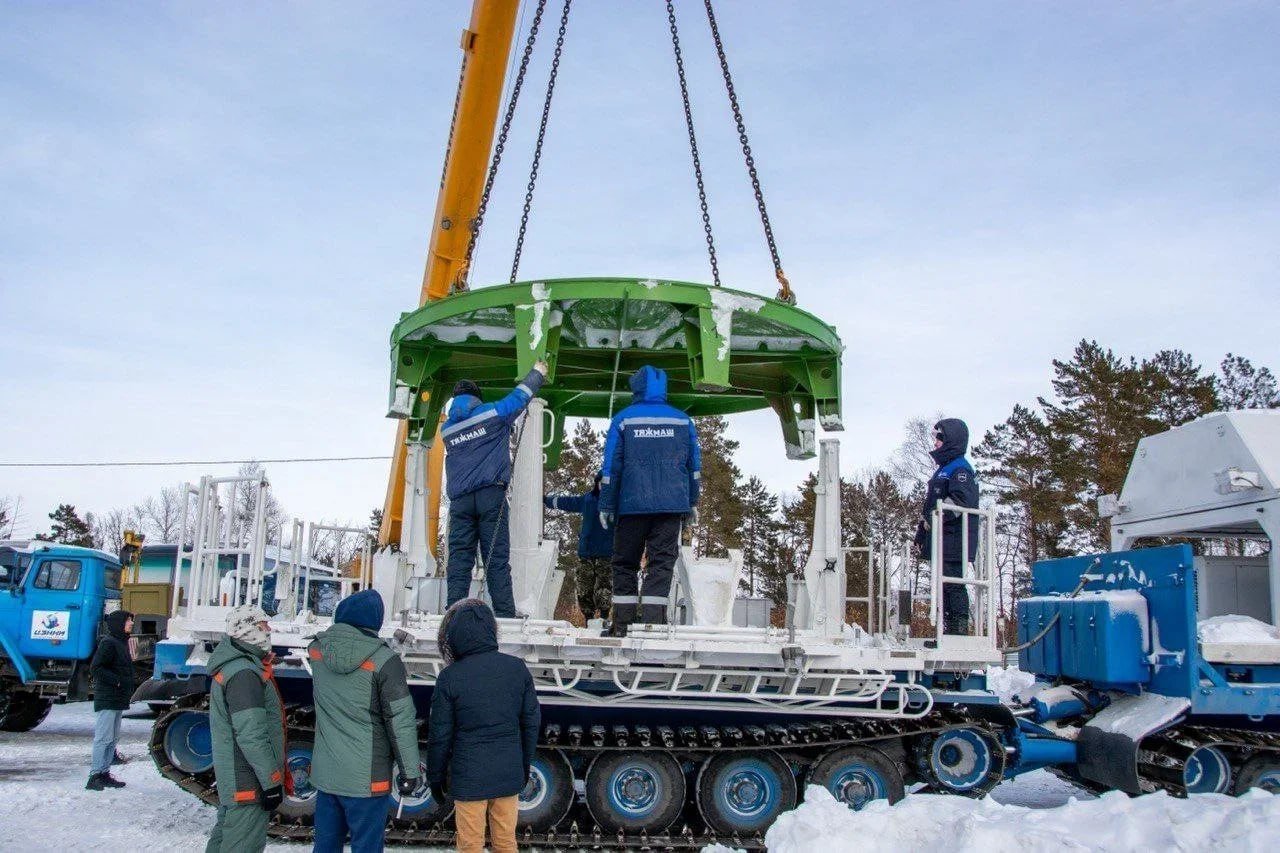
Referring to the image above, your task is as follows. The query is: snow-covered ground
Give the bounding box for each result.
[1,702,1274,852]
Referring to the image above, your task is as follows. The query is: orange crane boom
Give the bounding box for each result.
[379,0,521,550]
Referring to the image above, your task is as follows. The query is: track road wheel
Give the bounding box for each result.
[1235,755,1280,795]
[277,738,320,821]
[162,709,214,774]
[1183,746,1232,795]
[585,750,686,833]
[697,750,797,836]
[0,693,54,732]
[518,748,574,831]
[918,727,1005,797]
[808,746,904,810]
[388,759,451,825]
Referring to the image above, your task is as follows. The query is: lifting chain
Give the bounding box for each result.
[666,0,720,287]
[510,0,573,284]
[703,0,794,304]
[455,0,550,293]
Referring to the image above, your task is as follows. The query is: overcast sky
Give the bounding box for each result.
[2,2,1277,539]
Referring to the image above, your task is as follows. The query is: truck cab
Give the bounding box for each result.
[0,541,123,727]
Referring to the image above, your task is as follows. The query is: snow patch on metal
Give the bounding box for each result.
[819,413,844,430]
[638,278,661,289]
[420,324,517,343]
[709,289,765,362]
[1085,692,1187,738]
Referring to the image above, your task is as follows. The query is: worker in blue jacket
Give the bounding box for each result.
[912,417,979,634]
[544,473,613,619]
[598,365,701,634]
[442,361,548,617]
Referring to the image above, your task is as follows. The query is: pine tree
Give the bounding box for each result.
[44,503,95,547]
[1142,349,1216,430]
[738,476,779,595]
[761,475,816,616]
[1217,354,1280,409]
[690,416,746,558]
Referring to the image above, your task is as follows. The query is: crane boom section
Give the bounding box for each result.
[380,0,520,548]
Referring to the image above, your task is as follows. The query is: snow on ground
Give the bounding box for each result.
[749,783,1280,853]
[2,700,1272,853]
[0,701,439,853]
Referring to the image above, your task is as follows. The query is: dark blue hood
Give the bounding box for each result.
[929,418,970,467]
[446,394,481,423]
[438,598,499,665]
[629,365,668,403]
[334,589,385,632]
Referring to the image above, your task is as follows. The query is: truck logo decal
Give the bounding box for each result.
[31,610,71,641]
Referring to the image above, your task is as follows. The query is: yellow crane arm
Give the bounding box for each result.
[379,0,521,549]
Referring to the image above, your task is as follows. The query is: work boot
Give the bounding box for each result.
[85,774,105,791]
[100,772,126,789]
[604,619,630,638]
[111,750,128,766]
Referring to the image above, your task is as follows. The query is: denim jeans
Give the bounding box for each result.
[91,709,123,775]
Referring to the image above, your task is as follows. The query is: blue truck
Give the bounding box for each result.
[0,541,134,731]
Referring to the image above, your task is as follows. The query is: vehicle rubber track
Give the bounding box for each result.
[1137,724,1280,796]
[152,697,1007,849]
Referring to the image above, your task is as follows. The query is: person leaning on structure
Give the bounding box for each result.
[87,608,134,791]
[205,606,285,853]
[442,361,549,617]
[598,365,701,635]
[544,473,614,620]
[309,590,425,853]
[912,418,979,634]
[428,599,540,853]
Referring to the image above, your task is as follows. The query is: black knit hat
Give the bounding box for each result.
[452,379,482,399]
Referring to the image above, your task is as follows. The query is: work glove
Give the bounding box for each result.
[430,782,448,804]
[599,511,615,530]
[398,775,428,799]
[533,359,549,376]
[260,785,284,812]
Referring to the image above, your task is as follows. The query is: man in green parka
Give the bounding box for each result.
[206,605,286,853]
[309,589,424,853]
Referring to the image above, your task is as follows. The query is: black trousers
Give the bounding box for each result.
[942,560,971,635]
[610,513,682,624]
[445,485,515,617]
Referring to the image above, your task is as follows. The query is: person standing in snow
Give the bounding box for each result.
[428,599,540,853]
[912,418,979,634]
[544,473,614,620]
[598,365,701,635]
[87,608,134,791]
[442,361,549,618]
[309,590,424,853]
[205,606,285,853]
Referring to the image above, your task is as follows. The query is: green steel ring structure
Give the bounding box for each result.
[387,278,843,463]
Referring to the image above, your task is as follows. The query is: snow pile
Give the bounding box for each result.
[752,784,1280,853]
[1199,614,1280,644]
[985,665,1036,703]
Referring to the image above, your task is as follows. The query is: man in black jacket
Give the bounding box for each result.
[913,418,979,635]
[87,608,134,790]
[428,599,539,853]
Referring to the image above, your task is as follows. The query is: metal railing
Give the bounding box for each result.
[930,501,998,642]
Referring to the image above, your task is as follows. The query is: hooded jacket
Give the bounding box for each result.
[914,418,980,562]
[442,368,546,500]
[308,593,421,798]
[90,609,134,711]
[544,487,613,559]
[599,366,701,516]
[427,600,540,801]
[208,636,286,806]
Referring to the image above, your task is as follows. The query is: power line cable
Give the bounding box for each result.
[0,456,392,469]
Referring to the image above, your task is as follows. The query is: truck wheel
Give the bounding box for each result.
[162,710,214,774]
[1183,746,1232,795]
[586,750,686,833]
[517,748,574,831]
[1234,755,1280,794]
[808,746,904,810]
[697,751,797,835]
[0,693,53,732]
[917,727,1005,796]
[277,739,320,820]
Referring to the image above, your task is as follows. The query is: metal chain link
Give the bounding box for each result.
[455,0,549,292]
[703,0,794,303]
[438,54,468,193]
[510,0,573,284]
[667,0,720,287]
